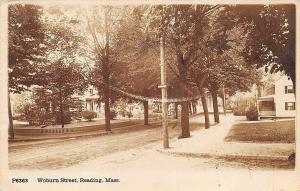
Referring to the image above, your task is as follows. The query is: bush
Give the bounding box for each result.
[246,105,259,121]
[82,111,97,121]
[109,110,117,120]
[19,102,79,125]
[55,112,72,124]
[127,111,133,119]
[233,106,246,116]
[118,110,127,118]
[19,103,54,125]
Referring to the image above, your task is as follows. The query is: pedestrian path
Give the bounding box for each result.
[9,120,164,145]
[11,118,157,141]
[14,118,132,129]
[161,114,295,161]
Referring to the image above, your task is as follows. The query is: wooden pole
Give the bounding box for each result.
[159,36,169,149]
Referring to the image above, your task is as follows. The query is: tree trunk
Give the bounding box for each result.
[59,86,64,128]
[174,102,178,119]
[180,101,190,138]
[8,94,14,139]
[178,78,190,138]
[188,102,192,115]
[192,101,197,114]
[174,38,190,138]
[211,90,220,123]
[200,88,210,129]
[222,85,227,116]
[143,100,149,125]
[104,79,111,131]
[103,9,111,132]
[222,96,227,116]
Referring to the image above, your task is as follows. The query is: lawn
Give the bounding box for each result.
[225,120,295,143]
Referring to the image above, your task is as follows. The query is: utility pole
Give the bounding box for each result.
[158,35,169,149]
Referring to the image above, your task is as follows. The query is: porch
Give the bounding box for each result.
[257,96,276,118]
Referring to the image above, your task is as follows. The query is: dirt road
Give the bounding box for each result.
[9,116,204,170]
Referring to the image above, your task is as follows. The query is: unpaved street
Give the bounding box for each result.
[9,116,204,170]
[7,115,299,191]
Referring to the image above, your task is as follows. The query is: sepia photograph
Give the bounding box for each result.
[0,1,299,190]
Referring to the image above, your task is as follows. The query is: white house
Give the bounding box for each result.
[73,86,145,119]
[73,86,103,117]
[74,85,224,119]
[256,72,296,118]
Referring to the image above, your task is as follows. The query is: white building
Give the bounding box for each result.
[257,72,296,118]
[73,86,103,117]
[74,86,145,119]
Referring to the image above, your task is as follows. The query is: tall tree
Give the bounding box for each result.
[8,4,45,138]
[189,7,260,125]
[149,5,219,136]
[233,5,296,90]
[37,18,87,128]
[86,6,126,131]
[113,6,161,125]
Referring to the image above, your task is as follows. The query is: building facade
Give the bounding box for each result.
[73,86,146,119]
[257,73,296,118]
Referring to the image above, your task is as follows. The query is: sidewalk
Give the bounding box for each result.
[9,120,163,143]
[14,118,136,129]
[159,114,295,162]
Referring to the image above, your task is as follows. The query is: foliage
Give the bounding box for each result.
[19,103,77,126]
[113,6,161,101]
[149,5,216,86]
[109,110,117,120]
[8,5,87,128]
[119,110,127,118]
[111,7,162,126]
[232,106,247,116]
[34,17,87,127]
[17,88,83,126]
[82,111,97,121]
[127,111,133,119]
[55,111,72,124]
[33,88,84,123]
[233,5,296,86]
[85,6,129,131]
[147,5,220,134]
[18,102,56,125]
[8,4,46,93]
[185,6,262,96]
[246,105,259,121]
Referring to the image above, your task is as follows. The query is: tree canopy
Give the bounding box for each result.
[233,5,295,87]
[8,4,45,93]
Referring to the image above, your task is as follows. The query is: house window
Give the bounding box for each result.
[90,89,93,95]
[285,102,295,110]
[285,85,294,94]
